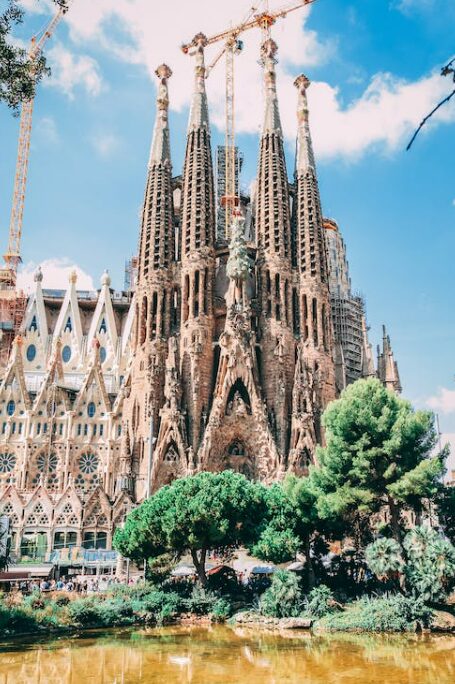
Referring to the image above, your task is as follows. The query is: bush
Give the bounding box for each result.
[0,603,40,635]
[184,585,218,616]
[365,537,403,581]
[211,598,232,623]
[259,570,304,618]
[321,594,432,632]
[95,597,135,627]
[305,585,334,618]
[67,597,99,626]
[404,526,455,602]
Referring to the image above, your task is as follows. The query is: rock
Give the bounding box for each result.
[232,612,312,630]
[431,610,455,633]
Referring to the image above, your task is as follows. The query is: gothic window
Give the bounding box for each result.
[37,452,58,473]
[64,317,72,333]
[7,400,16,417]
[26,344,37,362]
[29,315,38,332]
[164,443,179,463]
[79,453,99,474]
[312,298,318,346]
[0,452,16,473]
[62,345,72,363]
[99,318,107,334]
[87,402,96,418]
[99,346,107,363]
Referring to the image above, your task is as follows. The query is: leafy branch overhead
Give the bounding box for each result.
[0,0,67,113]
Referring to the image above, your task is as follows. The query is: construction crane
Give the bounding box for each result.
[0,4,69,290]
[0,5,69,367]
[182,0,319,237]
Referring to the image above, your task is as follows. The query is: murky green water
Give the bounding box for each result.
[0,626,453,683]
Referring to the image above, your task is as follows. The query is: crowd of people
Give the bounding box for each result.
[11,574,140,595]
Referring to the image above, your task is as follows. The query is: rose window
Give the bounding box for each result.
[79,453,99,474]
[0,453,16,473]
[37,452,58,473]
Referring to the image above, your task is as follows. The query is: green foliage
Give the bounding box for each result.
[184,585,218,616]
[403,526,455,602]
[211,598,232,622]
[114,471,266,584]
[0,602,40,634]
[0,1,67,112]
[321,594,432,632]
[365,537,404,580]
[312,379,445,544]
[305,585,334,618]
[259,570,304,618]
[67,598,99,626]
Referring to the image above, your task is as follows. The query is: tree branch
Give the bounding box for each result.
[406,57,455,150]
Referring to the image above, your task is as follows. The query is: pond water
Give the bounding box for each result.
[0,626,454,684]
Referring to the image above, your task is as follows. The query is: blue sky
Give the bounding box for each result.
[1,0,454,466]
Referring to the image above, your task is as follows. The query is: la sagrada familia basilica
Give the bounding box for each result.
[0,35,401,559]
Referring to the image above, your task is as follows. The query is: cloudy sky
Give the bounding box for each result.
[1,0,454,468]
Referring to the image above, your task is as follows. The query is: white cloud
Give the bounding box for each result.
[427,387,455,415]
[394,0,435,13]
[17,258,95,292]
[36,116,59,144]
[17,1,455,160]
[46,43,103,98]
[90,132,121,158]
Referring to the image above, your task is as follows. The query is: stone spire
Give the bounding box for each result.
[294,75,328,283]
[179,33,216,450]
[256,39,291,261]
[293,74,336,427]
[187,33,210,131]
[377,325,402,393]
[181,33,215,257]
[138,64,174,282]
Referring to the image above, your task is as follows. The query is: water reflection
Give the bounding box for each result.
[0,626,453,684]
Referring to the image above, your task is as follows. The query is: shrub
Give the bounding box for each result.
[67,598,99,626]
[23,591,45,610]
[94,597,135,626]
[211,598,232,623]
[322,594,432,632]
[403,526,455,602]
[0,603,40,635]
[54,594,70,607]
[365,538,403,581]
[305,585,334,618]
[259,570,304,618]
[184,585,218,616]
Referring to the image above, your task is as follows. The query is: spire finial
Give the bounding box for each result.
[260,38,282,135]
[294,73,316,174]
[69,269,78,285]
[34,265,43,283]
[188,33,209,130]
[149,63,172,165]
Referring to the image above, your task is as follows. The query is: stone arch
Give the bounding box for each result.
[0,448,20,487]
[226,378,251,415]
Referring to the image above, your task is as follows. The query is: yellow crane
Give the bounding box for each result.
[181,0,318,237]
[0,4,69,290]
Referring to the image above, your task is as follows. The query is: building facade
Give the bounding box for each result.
[0,36,400,560]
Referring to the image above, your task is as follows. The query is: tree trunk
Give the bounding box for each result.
[191,548,207,587]
[304,535,315,591]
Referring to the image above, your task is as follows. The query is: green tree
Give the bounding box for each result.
[436,485,455,544]
[251,475,325,589]
[114,471,266,586]
[1,0,67,112]
[312,378,445,546]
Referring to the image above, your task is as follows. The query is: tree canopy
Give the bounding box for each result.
[114,470,266,585]
[1,0,67,112]
[311,378,445,545]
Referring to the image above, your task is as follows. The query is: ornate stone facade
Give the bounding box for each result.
[0,38,400,559]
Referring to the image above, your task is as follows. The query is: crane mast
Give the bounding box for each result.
[181,0,318,238]
[0,5,68,290]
